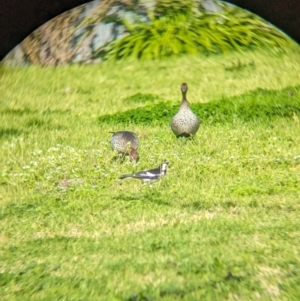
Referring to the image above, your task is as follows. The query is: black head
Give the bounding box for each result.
[161,161,169,174]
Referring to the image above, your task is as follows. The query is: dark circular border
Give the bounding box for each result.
[0,0,299,60]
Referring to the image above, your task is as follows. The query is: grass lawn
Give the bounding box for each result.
[1,48,300,300]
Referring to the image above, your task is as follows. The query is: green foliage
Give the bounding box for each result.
[98,86,300,125]
[153,0,199,18]
[97,2,295,61]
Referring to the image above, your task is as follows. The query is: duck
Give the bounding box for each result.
[110,131,139,162]
[170,83,200,138]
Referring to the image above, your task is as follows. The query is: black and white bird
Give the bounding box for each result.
[119,161,169,186]
[170,83,200,138]
[110,131,139,162]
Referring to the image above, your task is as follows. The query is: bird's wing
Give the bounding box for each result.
[143,166,161,175]
[119,165,163,181]
[119,171,157,180]
[131,170,159,179]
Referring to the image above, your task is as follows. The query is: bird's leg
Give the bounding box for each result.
[157,179,163,189]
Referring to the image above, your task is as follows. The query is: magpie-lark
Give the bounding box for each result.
[119,161,169,186]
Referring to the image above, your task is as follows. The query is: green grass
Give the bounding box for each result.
[1,48,300,300]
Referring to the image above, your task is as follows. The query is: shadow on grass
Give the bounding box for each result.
[0,128,22,139]
[1,107,67,133]
[3,195,71,219]
[113,190,171,207]
[124,270,247,301]
[181,201,209,210]
[98,86,300,125]
[0,261,105,297]
[0,107,37,115]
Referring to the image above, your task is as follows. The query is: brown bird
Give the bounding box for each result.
[170,83,200,138]
[110,131,139,162]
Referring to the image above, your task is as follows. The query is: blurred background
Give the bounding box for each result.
[2,0,298,66]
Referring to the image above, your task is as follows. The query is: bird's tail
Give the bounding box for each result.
[119,174,132,180]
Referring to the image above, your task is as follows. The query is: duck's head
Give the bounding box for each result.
[129,148,139,163]
[181,83,188,93]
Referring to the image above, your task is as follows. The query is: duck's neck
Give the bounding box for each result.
[180,90,189,108]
